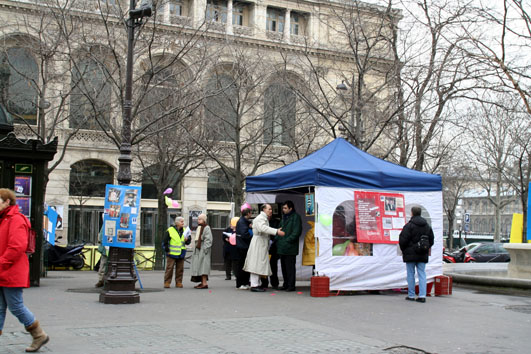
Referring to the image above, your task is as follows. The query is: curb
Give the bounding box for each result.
[446,272,531,289]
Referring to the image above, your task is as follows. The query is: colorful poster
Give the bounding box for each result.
[305,193,315,216]
[16,197,31,217]
[102,184,141,249]
[44,206,58,245]
[14,176,31,195]
[354,191,406,244]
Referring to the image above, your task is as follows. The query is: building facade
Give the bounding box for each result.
[0,0,399,246]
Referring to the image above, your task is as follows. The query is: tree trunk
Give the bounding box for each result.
[154,195,167,270]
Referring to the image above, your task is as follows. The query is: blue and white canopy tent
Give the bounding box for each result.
[246,138,443,291]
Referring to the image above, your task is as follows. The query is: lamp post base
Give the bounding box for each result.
[99,247,139,304]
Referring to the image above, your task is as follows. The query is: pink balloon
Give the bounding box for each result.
[172,200,180,208]
[163,188,173,195]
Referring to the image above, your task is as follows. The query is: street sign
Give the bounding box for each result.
[464,213,470,224]
[464,223,470,232]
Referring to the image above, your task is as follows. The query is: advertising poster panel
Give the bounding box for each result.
[102,184,141,249]
[354,191,406,244]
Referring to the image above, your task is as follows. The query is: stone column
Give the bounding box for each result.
[227,0,233,34]
[307,12,316,43]
[254,2,267,39]
[284,8,291,41]
[191,0,207,26]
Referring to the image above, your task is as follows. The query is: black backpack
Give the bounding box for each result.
[414,235,430,254]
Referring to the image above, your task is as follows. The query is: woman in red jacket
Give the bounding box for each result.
[0,188,49,352]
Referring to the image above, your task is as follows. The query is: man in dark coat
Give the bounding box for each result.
[276,200,302,292]
[399,206,434,303]
[235,207,253,289]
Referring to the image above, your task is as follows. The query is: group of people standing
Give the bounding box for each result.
[223,201,302,292]
[163,213,212,289]
[163,201,303,293]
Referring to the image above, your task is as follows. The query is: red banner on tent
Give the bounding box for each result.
[354,191,406,244]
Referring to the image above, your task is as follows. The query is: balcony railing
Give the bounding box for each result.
[170,15,192,27]
[266,31,283,41]
[233,25,254,36]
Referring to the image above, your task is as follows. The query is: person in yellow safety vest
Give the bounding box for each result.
[163,217,190,288]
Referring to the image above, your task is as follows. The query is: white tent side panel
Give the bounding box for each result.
[315,187,444,291]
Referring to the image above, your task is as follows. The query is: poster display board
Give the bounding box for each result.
[102,184,141,249]
[354,191,406,244]
[14,175,32,217]
[43,206,58,245]
[315,186,443,291]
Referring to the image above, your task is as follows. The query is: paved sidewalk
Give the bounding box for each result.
[1,269,531,353]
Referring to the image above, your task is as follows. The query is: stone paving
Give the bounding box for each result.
[1,268,531,354]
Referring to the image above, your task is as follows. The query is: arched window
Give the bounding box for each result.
[140,57,188,130]
[69,159,114,197]
[207,168,234,202]
[141,164,182,200]
[70,55,111,130]
[204,73,237,142]
[0,47,38,125]
[263,82,295,146]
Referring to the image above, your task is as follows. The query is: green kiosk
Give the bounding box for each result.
[0,104,57,286]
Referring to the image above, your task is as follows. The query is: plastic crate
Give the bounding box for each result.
[434,275,453,296]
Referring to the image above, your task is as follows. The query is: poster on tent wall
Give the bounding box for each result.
[354,191,406,244]
[102,184,141,249]
[315,186,443,291]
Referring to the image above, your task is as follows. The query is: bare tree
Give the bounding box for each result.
[463,0,531,115]
[505,108,531,241]
[441,163,472,249]
[192,44,317,208]
[132,54,210,269]
[287,0,402,156]
[0,0,109,188]
[390,0,490,172]
[465,98,523,242]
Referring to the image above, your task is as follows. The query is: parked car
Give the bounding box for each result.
[464,243,510,263]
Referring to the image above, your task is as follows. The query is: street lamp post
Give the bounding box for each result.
[99,0,151,305]
[336,80,364,149]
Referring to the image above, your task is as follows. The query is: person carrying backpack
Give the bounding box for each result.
[0,188,49,352]
[399,206,434,303]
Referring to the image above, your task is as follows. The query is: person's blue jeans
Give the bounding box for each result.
[406,262,427,298]
[0,287,35,330]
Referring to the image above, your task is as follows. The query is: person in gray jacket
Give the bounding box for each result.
[190,214,212,289]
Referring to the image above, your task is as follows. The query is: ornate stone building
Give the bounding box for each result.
[0,0,399,246]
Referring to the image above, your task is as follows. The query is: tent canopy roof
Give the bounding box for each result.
[246,138,442,192]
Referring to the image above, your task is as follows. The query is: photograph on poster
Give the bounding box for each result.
[332,200,373,257]
[383,196,396,215]
[120,213,130,228]
[14,176,31,195]
[189,210,202,231]
[108,188,121,203]
[107,236,114,243]
[106,205,121,218]
[123,190,137,207]
[117,230,133,243]
[105,220,116,236]
[305,193,315,216]
[382,217,393,229]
